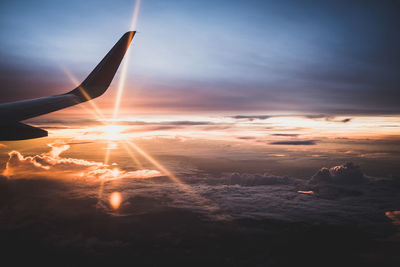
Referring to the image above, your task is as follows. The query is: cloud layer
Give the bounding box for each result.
[1,149,400,265]
[3,143,161,180]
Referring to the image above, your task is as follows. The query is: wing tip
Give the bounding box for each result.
[124,31,136,41]
[67,31,136,101]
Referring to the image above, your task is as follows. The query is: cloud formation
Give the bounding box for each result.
[271,133,299,137]
[229,173,290,186]
[1,155,399,265]
[3,143,161,180]
[269,140,317,145]
[231,115,270,121]
[310,162,365,185]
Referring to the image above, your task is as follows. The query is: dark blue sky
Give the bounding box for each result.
[1,0,399,114]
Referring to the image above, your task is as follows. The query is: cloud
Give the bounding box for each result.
[110,120,215,126]
[271,133,299,137]
[2,143,161,180]
[325,117,352,123]
[269,140,317,145]
[1,155,400,261]
[231,115,270,121]
[229,173,290,186]
[310,162,365,185]
[0,143,7,148]
[236,136,257,140]
[386,211,400,226]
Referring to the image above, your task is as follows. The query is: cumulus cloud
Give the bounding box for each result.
[310,162,365,185]
[2,143,161,180]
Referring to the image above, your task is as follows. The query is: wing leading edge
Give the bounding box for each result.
[0,31,135,141]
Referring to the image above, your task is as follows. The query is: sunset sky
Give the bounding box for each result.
[1,0,400,265]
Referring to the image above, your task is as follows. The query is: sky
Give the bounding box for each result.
[1,0,400,265]
[1,0,400,114]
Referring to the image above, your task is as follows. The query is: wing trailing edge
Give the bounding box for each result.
[0,122,47,141]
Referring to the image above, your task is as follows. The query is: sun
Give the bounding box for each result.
[101,124,126,140]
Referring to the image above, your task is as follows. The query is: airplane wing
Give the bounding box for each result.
[0,31,135,141]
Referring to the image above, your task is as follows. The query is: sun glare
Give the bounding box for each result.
[101,125,126,140]
[110,192,122,210]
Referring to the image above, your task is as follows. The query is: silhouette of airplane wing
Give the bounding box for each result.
[0,31,135,141]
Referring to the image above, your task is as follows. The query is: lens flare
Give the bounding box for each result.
[124,140,223,216]
[110,192,122,210]
[113,0,141,119]
[130,0,142,30]
[120,141,143,168]
[101,125,125,140]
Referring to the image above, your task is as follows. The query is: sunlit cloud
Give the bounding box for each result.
[386,211,400,226]
[2,143,161,181]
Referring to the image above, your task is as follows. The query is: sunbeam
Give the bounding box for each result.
[120,141,143,168]
[59,65,106,119]
[129,0,142,30]
[124,140,224,216]
[113,0,141,119]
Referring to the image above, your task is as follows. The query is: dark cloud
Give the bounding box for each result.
[270,140,317,145]
[115,120,214,126]
[229,173,290,186]
[325,117,352,123]
[116,120,221,134]
[310,162,365,185]
[2,176,397,266]
[231,115,270,121]
[271,133,300,137]
[1,157,400,265]
[236,136,257,140]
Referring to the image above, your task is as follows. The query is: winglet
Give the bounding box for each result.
[68,31,135,101]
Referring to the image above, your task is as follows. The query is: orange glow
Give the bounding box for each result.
[385,211,400,225]
[110,192,122,210]
[298,190,314,195]
[101,125,126,140]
